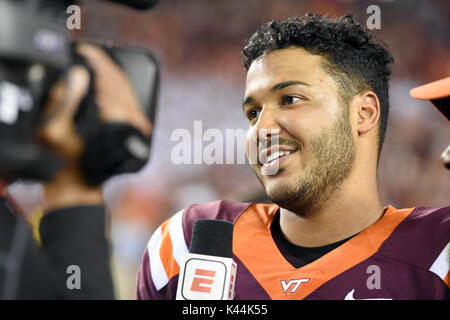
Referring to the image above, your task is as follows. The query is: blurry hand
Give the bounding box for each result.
[38,65,98,211]
[77,43,152,136]
[38,43,152,211]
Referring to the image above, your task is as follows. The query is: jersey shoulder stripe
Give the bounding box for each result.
[146,209,187,291]
[141,200,251,295]
[146,225,168,291]
[429,242,450,287]
[379,206,450,282]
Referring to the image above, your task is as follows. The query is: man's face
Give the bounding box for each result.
[243,47,356,213]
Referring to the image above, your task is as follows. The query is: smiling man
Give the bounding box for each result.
[137,14,449,300]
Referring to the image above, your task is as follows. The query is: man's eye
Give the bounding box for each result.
[283,95,302,105]
[247,109,260,121]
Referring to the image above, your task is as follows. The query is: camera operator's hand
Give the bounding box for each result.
[77,43,152,136]
[38,65,98,211]
[38,43,152,211]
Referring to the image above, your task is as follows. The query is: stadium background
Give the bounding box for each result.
[8,0,450,299]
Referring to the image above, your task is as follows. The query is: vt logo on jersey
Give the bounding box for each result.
[280,278,311,294]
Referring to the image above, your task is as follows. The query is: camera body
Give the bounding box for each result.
[0,0,159,184]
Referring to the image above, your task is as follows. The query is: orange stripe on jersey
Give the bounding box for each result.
[233,204,414,300]
[159,219,180,280]
[444,272,450,288]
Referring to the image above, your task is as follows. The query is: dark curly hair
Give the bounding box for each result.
[242,14,394,159]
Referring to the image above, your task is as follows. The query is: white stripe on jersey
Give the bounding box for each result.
[168,209,189,268]
[429,241,450,282]
[147,209,188,291]
[147,226,168,291]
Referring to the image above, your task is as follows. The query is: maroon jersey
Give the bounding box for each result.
[136,200,449,300]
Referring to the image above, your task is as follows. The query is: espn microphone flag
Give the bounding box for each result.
[176,219,237,300]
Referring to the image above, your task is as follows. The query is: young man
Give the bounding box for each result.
[136,14,449,300]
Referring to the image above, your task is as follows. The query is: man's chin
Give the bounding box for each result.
[263,178,316,213]
[264,182,299,205]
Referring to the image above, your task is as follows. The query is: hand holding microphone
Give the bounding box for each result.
[176,219,237,300]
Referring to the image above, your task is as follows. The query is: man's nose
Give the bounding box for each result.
[254,106,282,145]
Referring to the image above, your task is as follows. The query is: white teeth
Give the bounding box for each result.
[265,150,292,163]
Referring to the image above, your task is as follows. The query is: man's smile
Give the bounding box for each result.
[258,145,298,175]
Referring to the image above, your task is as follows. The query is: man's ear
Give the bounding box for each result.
[352,91,381,136]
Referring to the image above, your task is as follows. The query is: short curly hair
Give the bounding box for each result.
[242,14,394,159]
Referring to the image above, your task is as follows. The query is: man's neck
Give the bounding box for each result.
[279,173,384,247]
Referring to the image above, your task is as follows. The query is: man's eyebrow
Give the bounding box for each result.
[242,80,311,110]
[242,96,254,110]
[271,80,311,92]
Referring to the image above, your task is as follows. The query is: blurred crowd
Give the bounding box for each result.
[9,0,449,298]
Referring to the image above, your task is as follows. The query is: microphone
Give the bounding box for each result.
[106,0,160,10]
[176,219,237,300]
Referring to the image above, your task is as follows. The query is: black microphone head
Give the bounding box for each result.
[189,219,234,258]
[106,0,159,10]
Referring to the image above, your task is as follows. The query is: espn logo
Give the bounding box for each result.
[190,269,216,293]
[177,255,236,300]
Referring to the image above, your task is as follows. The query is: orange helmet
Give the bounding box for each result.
[410,77,450,121]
